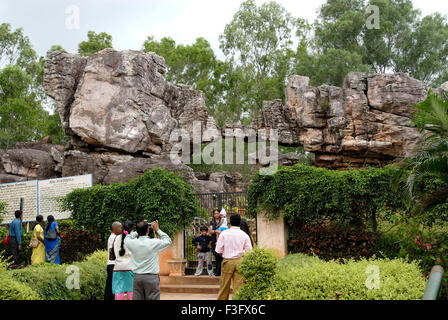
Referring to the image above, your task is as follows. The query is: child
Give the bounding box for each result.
[192,226,213,276]
[215,208,228,241]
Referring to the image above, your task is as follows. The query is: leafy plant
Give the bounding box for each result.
[0,250,108,300]
[248,164,401,229]
[0,201,7,224]
[235,250,426,300]
[61,168,198,238]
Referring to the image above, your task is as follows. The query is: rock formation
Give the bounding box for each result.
[2,48,447,190]
[283,72,432,168]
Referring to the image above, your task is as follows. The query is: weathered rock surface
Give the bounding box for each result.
[277,72,432,168]
[44,49,210,154]
[1,148,57,180]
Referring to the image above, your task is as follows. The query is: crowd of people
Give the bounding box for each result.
[4,208,253,301]
[104,210,253,301]
[5,210,61,269]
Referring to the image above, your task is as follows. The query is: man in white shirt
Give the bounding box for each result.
[104,221,121,300]
[215,213,252,300]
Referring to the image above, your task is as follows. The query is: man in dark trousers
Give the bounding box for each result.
[125,220,172,300]
[104,221,122,300]
[192,226,213,276]
[209,209,223,276]
[8,210,23,268]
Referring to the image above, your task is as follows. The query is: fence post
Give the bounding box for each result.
[422,265,444,300]
[217,193,223,211]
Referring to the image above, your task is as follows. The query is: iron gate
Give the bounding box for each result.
[184,192,255,262]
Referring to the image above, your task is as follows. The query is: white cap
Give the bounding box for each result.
[220,208,227,218]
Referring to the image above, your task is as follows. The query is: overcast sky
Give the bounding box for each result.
[1,0,447,59]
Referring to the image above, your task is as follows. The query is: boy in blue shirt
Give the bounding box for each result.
[9,210,23,267]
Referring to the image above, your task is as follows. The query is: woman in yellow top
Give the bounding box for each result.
[31,215,46,265]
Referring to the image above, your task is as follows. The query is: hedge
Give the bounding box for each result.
[247,164,402,229]
[234,248,427,300]
[60,168,198,237]
[0,250,107,300]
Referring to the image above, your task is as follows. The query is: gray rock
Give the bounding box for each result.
[44,49,211,155]
[0,174,27,184]
[1,149,56,180]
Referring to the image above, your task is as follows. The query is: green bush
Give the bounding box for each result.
[248,164,401,228]
[0,250,107,300]
[0,273,41,300]
[0,201,7,224]
[235,247,278,300]
[0,250,10,271]
[61,168,198,237]
[235,250,427,300]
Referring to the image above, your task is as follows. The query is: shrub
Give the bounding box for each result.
[0,273,41,300]
[1,250,108,300]
[248,165,401,228]
[235,247,278,300]
[235,250,427,300]
[61,168,198,238]
[0,250,10,271]
[0,201,7,224]
[289,222,378,261]
[59,227,104,264]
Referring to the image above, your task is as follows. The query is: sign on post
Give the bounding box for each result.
[0,174,92,223]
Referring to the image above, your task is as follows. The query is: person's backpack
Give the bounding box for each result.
[109,235,117,261]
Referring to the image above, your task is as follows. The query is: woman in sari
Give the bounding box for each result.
[44,215,61,265]
[31,215,46,265]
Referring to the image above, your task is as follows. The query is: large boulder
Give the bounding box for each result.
[44,49,211,155]
[1,149,57,180]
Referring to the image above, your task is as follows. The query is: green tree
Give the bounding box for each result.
[299,0,448,87]
[0,65,49,149]
[219,0,302,120]
[78,31,113,56]
[394,12,448,86]
[0,24,67,147]
[0,23,37,71]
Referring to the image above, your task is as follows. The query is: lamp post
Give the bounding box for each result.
[0,84,3,95]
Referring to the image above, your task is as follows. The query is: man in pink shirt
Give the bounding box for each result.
[215,213,252,300]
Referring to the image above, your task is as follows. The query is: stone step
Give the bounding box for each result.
[160,284,221,294]
[159,276,232,294]
[160,275,220,286]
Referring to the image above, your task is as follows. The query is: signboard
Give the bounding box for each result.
[0,180,38,223]
[0,174,92,223]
